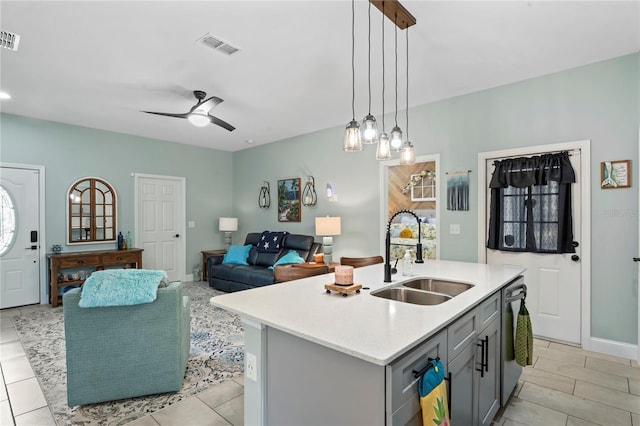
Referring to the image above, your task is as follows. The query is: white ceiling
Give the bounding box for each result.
[1,1,638,152]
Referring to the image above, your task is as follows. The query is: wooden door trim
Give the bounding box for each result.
[477,140,591,351]
[133,173,186,282]
[0,162,46,304]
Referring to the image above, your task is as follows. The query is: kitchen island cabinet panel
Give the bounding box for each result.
[265,327,386,425]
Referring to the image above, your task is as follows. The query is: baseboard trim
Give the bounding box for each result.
[587,337,637,360]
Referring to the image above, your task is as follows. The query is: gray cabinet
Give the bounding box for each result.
[448,337,477,424]
[478,317,500,425]
[447,291,501,426]
[387,330,447,425]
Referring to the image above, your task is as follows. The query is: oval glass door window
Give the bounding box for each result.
[0,186,16,256]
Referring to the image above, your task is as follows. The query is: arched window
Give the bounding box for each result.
[0,186,16,256]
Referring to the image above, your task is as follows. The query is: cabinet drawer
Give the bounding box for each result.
[448,307,479,360]
[56,255,101,268]
[390,396,422,426]
[101,251,140,264]
[386,330,447,413]
[478,292,500,332]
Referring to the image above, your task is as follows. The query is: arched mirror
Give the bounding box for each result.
[67,177,117,244]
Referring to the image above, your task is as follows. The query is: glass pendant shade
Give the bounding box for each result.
[390,125,403,151]
[399,141,416,165]
[343,120,363,152]
[376,132,391,160]
[361,114,379,144]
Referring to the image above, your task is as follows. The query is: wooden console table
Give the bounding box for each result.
[48,249,143,307]
[201,249,227,281]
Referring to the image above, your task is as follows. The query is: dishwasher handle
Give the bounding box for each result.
[505,283,527,304]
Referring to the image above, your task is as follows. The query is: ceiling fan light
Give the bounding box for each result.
[399,140,416,165]
[361,114,379,144]
[390,125,403,151]
[376,132,391,160]
[344,120,363,152]
[188,113,210,127]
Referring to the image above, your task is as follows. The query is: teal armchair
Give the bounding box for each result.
[63,281,191,406]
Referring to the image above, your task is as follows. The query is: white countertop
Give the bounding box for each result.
[210,260,525,366]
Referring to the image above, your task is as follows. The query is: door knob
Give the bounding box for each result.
[571,255,580,262]
[634,257,640,262]
[174,234,180,238]
[572,241,579,248]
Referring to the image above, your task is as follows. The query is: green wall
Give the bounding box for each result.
[2,53,637,345]
[233,53,639,344]
[0,114,234,280]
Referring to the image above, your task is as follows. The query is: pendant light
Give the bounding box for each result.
[343,0,363,152]
[400,26,416,165]
[389,17,403,151]
[376,2,391,160]
[361,1,378,144]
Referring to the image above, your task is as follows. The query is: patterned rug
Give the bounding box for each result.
[12,281,244,426]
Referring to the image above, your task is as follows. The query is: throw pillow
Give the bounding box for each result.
[268,250,305,269]
[399,228,413,238]
[222,244,253,265]
[257,231,287,253]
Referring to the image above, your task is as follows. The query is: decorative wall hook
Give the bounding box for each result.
[258,181,271,209]
[302,176,317,206]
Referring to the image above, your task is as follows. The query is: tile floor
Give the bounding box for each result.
[1,301,639,425]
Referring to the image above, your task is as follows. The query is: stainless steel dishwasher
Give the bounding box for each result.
[501,276,527,405]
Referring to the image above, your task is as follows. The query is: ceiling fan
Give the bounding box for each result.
[142,90,235,131]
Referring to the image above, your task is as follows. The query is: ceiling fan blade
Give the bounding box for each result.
[190,96,224,114]
[142,111,189,119]
[210,115,236,132]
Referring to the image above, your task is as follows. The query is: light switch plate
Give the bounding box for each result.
[188,221,195,228]
[450,224,461,235]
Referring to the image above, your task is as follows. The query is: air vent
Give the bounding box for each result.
[196,33,240,56]
[1,30,21,51]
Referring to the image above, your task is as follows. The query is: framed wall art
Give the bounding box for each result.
[601,160,631,189]
[277,178,301,222]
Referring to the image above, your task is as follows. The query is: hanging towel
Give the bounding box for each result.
[515,298,533,366]
[418,359,450,426]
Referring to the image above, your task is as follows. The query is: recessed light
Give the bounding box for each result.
[245,139,255,144]
[0,92,11,100]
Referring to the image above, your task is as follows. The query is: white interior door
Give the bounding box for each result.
[486,151,582,345]
[0,167,40,308]
[135,175,185,282]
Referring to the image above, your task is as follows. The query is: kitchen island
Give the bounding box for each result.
[211,260,525,425]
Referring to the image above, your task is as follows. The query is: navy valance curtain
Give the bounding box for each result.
[487,151,576,253]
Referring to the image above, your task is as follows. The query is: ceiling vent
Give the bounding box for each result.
[1,30,21,51]
[196,33,240,56]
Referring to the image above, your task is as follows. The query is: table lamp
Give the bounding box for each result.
[315,216,341,264]
[219,217,238,249]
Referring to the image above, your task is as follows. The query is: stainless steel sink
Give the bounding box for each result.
[402,278,473,296]
[371,287,452,305]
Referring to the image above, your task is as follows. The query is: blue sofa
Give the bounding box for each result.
[63,281,190,406]
[207,232,321,292]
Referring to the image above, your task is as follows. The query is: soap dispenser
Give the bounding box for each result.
[402,249,413,276]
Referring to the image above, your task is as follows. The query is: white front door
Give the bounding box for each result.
[0,167,40,308]
[486,150,583,345]
[135,175,185,282]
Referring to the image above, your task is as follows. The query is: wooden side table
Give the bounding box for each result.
[201,249,226,281]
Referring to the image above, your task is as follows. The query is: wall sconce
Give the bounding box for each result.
[258,181,270,209]
[302,176,317,206]
[315,216,341,264]
[326,183,338,202]
[219,217,238,249]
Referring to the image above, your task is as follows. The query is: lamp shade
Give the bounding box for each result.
[315,216,341,236]
[218,217,238,232]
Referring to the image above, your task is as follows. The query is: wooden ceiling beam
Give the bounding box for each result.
[370,0,417,30]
